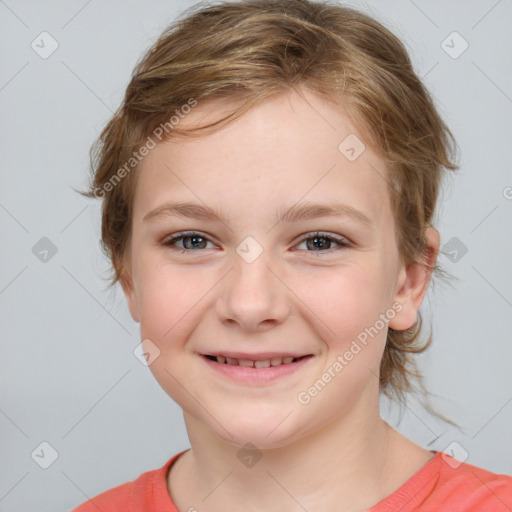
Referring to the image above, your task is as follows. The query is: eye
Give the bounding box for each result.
[162,231,216,252]
[161,230,351,254]
[294,232,351,252]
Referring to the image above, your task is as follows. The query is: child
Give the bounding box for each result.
[73,0,512,510]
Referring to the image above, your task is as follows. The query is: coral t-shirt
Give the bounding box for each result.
[71,450,512,511]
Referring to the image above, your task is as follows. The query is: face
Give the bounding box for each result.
[122,87,437,449]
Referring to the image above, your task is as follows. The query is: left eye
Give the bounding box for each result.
[295,232,350,252]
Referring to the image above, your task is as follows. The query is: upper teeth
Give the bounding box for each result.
[215,356,296,367]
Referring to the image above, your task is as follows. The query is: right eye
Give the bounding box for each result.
[162,231,216,252]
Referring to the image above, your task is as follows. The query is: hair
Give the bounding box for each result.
[83,0,459,423]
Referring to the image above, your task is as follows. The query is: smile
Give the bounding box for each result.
[203,354,308,368]
[200,352,314,384]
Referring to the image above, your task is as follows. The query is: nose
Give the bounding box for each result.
[215,248,291,332]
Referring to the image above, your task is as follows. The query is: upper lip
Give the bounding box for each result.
[199,351,311,361]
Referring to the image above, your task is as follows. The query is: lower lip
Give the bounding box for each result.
[201,355,313,384]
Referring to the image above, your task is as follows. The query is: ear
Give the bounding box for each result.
[388,227,440,331]
[119,261,140,323]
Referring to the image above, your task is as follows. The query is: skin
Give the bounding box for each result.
[121,86,439,511]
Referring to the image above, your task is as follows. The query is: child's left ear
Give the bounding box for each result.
[388,227,440,331]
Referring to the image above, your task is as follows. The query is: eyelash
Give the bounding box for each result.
[162,231,351,254]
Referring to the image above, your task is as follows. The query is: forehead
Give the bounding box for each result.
[134,88,392,226]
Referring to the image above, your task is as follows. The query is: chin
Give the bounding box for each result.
[209,410,306,451]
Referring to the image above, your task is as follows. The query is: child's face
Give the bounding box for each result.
[122,87,434,448]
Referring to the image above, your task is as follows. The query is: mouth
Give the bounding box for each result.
[202,354,311,368]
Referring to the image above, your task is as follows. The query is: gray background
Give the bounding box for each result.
[1,0,511,510]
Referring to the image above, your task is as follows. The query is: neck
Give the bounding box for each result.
[169,400,418,511]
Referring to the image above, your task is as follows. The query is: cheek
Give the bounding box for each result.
[290,262,391,342]
[288,264,392,395]
[134,258,213,346]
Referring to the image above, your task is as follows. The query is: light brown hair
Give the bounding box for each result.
[84,0,458,419]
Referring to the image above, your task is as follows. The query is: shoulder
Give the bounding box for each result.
[431,453,512,511]
[70,481,132,512]
[373,451,512,512]
[69,453,183,512]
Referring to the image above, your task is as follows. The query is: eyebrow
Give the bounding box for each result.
[143,201,373,228]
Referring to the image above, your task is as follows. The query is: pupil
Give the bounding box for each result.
[186,236,206,249]
[308,236,330,250]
